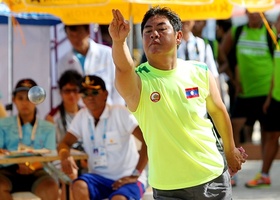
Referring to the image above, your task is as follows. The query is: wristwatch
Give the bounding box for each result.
[131,169,141,177]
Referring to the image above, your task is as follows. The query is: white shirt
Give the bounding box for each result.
[177,32,219,78]
[68,105,147,186]
[57,39,125,106]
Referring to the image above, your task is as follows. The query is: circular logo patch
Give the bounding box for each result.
[150,92,160,102]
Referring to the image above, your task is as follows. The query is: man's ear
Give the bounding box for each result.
[176,31,183,46]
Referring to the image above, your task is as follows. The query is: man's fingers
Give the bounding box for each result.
[116,9,124,22]
[112,9,118,20]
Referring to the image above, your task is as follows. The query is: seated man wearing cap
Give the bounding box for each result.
[58,75,148,200]
[0,79,59,200]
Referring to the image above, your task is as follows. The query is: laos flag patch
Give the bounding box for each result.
[185,87,199,99]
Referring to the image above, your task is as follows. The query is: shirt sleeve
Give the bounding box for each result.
[118,106,139,135]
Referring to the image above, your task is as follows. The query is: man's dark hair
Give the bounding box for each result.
[64,24,90,32]
[58,70,82,90]
[141,6,182,36]
[216,19,232,33]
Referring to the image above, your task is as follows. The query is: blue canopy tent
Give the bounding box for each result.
[0,3,61,25]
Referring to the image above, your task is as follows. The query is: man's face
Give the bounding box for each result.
[81,89,108,111]
[13,91,36,116]
[182,21,195,34]
[247,12,262,27]
[142,15,181,57]
[275,15,280,35]
[65,26,90,53]
[193,20,206,35]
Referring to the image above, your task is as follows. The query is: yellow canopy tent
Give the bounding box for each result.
[3,0,234,24]
[3,0,279,25]
[229,0,275,12]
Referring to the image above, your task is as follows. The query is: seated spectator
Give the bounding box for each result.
[0,78,59,200]
[45,70,83,144]
[45,70,84,200]
[58,75,148,200]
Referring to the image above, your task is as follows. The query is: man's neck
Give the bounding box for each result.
[74,41,90,56]
[148,54,178,70]
[248,22,263,29]
[183,31,191,41]
[89,105,106,125]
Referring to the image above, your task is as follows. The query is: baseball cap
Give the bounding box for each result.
[13,79,37,95]
[80,75,106,93]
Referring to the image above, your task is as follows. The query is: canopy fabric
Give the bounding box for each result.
[0,3,61,25]
[3,0,234,24]
[2,0,279,24]
[229,0,275,12]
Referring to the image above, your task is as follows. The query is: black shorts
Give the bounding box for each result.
[263,98,280,132]
[231,96,267,125]
[0,165,53,193]
[152,170,232,200]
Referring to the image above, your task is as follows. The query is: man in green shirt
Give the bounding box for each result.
[109,6,246,199]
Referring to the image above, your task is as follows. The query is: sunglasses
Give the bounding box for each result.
[61,88,80,94]
[81,90,101,98]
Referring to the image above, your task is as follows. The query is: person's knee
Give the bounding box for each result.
[110,194,127,200]
[34,177,59,191]
[0,176,12,193]
[71,180,88,194]
[33,177,59,200]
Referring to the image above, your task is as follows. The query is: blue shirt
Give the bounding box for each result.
[0,116,56,151]
[74,50,86,73]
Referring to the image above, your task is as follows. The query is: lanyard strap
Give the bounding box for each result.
[17,115,38,142]
[88,117,107,146]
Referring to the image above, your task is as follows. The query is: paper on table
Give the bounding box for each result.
[4,149,51,158]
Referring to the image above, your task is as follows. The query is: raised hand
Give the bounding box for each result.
[109,9,131,43]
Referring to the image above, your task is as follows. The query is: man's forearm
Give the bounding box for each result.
[57,143,71,160]
[135,142,148,173]
[112,41,135,71]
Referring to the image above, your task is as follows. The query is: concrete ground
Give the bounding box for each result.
[232,160,280,200]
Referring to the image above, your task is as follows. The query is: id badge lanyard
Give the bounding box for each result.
[88,117,108,168]
[88,117,108,147]
[17,115,38,148]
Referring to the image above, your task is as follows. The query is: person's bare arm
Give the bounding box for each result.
[206,71,245,173]
[263,75,274,113]
[217,45,229,74]
[132,126,148,174]
[221,29,234,56]
[45,114,54,123]
[109,9,141,112]
[234,65,242,97]
[0,102,7,118]
[57,132,78,175]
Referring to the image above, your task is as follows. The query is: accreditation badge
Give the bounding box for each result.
[92,146,108,168]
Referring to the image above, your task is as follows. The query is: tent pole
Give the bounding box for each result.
[8,15,13,114]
